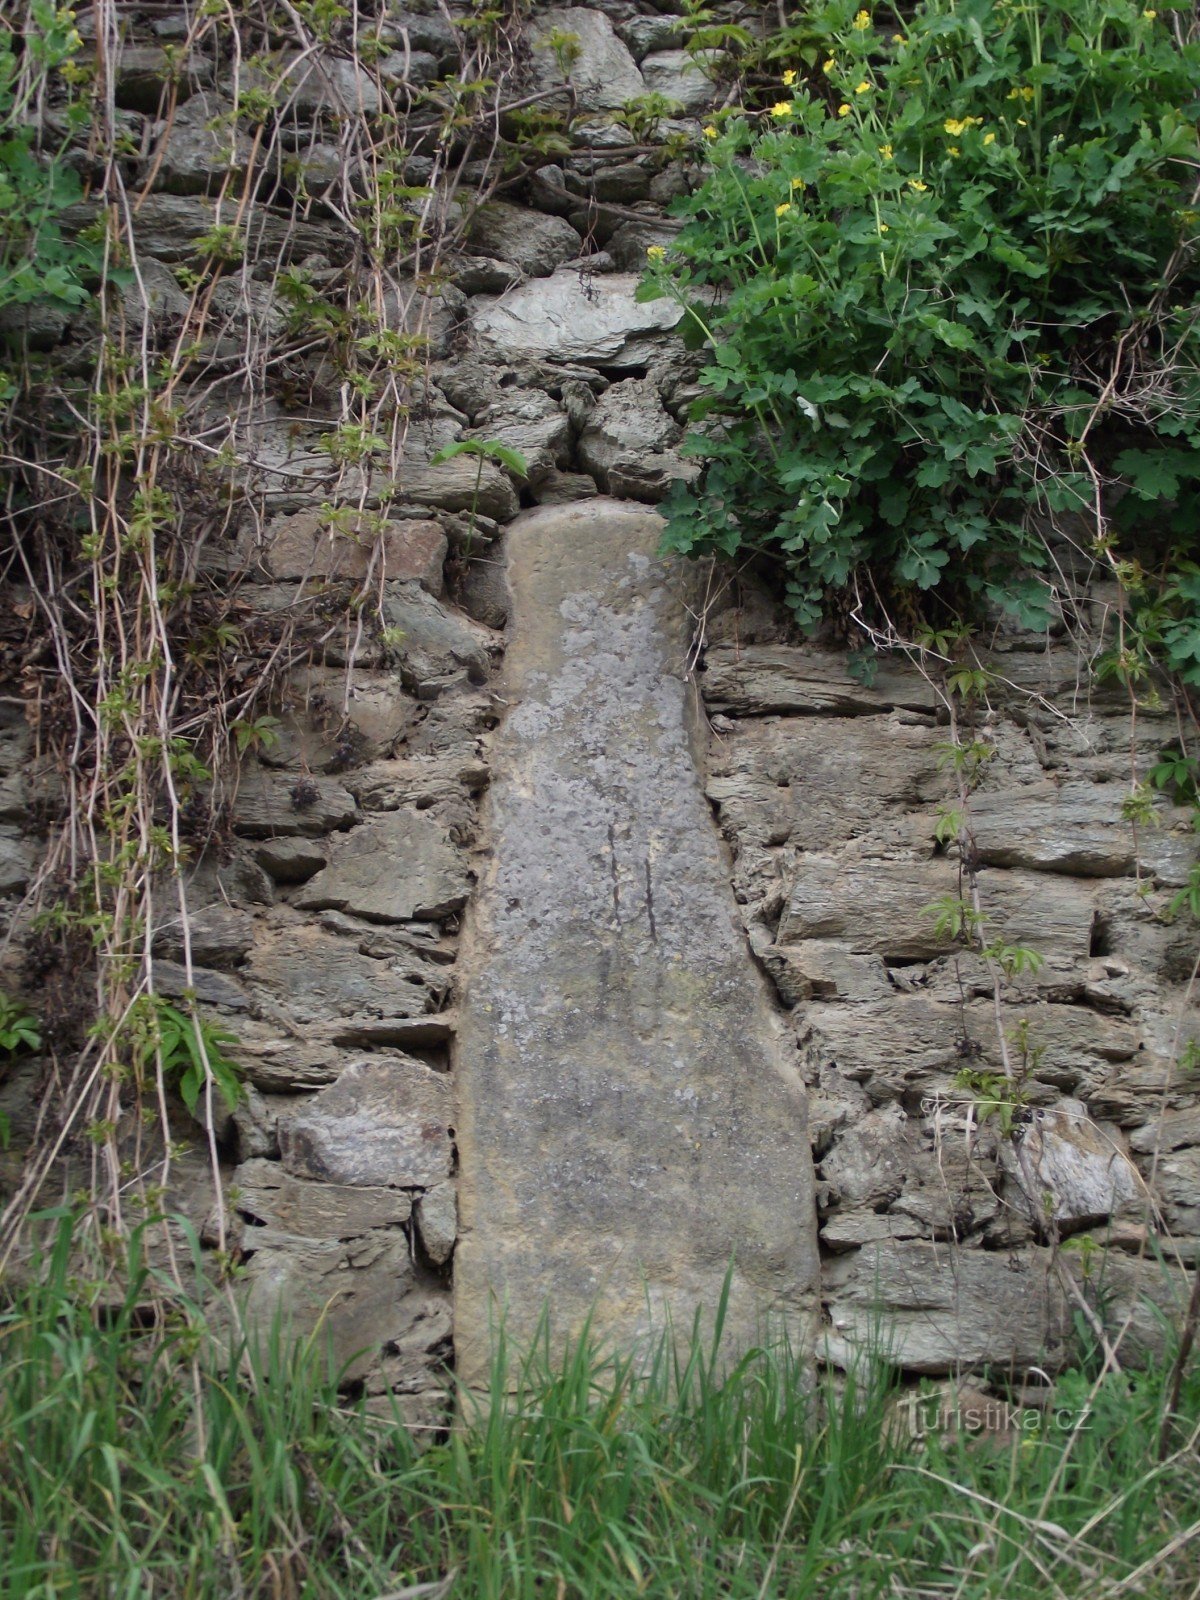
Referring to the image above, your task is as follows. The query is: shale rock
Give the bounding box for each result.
[279,1055,454,1188]
[295,810,471,923]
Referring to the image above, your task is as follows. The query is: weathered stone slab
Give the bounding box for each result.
[1003,1099,1142,1229]
[238,1234,414,1382]
[295,810,470,923]
[471,272,682,368]
[778,857,1096,962]
[454,500,819,1386]
[231,769,357,838]
[232,1157,413,1239]
[279,1056,453,1188]
[823,1241,1070,1374]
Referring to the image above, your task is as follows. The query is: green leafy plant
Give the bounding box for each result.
[0,992,40,1058]
[430,437,528,555]
[641,0,1200,634]
[142,997,243,1117]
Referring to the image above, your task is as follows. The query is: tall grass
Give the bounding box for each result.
[1,1218,1197,1599]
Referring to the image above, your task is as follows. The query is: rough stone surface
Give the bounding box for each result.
[239,1234,415,1381]
[415,1183,457,1265]
[254,836,328,884]
[823,1242,1070,1373]
[576,377,689,502]
[232,1157,412,1238]
[279,1056,454,1188]
[245,920,438,1026]
[295,810,471,922]
[639,49,724,112]
[471,272,683,368]
[465,200,582,277]
[231,770,357,839]
[454,500,819,1386]
[1005,1099,1142,1230]
[528,8,646,111]
[261,512,447,589]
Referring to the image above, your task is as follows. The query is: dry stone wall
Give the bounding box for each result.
[699,617,1199,1372]
[1,0,1196,1415]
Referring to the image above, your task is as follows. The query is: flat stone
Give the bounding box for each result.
[454,500,819,1387]
[471,271,682,368]
[450,255,524,295]
[824,1241,1070,1374]
[1004,1098,1141,1229]
[237,1234,415,1382]
[0,828,35,896]
[533,469,599,506]
[703,646,940,717]
[778,857,1096,963]
[254,836,328,884]
[379,581,497,690]
[969,782,1140,877]
[230,769,358,838]
[393,456,519,522]
[61,195,345,266]
[153,904,255,967]
[617,15,684,59]
[144,92,253,195]
[1130,1105,1200,1154]
[464,200,582,277]
[577,377,686,501]
[640,49,724,112]
[245,919,438,1026]
[260,512,446,590]
[528,7,645,111]
[802,997,1139,1104]
[414,1183,457,1265]
[232,1157,412,1239]
[295,810,470,922]
[115,45,210,112]
[279,1056,453,1188]
[230,1033,342,1092]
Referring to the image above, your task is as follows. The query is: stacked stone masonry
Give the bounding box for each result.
[0,0,1195,1414]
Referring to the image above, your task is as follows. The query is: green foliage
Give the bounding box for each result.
[138,996,242,1117]
[0,5,101,387]
[429,436,529,476]
[0,991,40,1059]
[641,0,1200,632]
[954,1065,1029,1135]
[0,1225,1197,1598]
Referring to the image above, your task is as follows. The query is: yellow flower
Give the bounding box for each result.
[646,245,665,262]
[947,145,960,156]
[855,80,871,94]
[790,176,807,189]
[944,117,966,135]
[1017,117,1027,126]
[878,222,890,232]
[823,57,836,73]
[1007,85,1035,101]
[770,101,794,118]
[775,202,793,216]
[852,9,871,29]
[983,131,996,145]
[782,68,798,85]
[892,33,907,44]
[878,142,893,159]
[909,178,928,191]
[1143,7,1156,16]
[702,123,718,139]
[837,102,852,116]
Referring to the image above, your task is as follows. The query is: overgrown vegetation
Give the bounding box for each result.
[0,1220,1197,1599]
[645,0,1200,637]
[0,0,536,1271]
